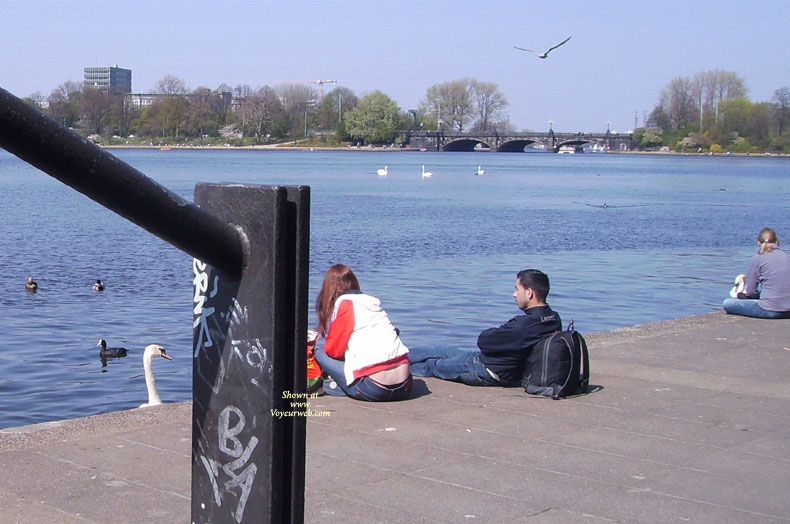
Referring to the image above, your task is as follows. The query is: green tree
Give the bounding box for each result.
[275,83,318,138]
[633,127,663,148]
[772,86,790,135]
[236,86,283,141]
[80,87,111,135]
[469,79,508,132]
[653,70,748,133]
[46,81,82,128]
[344,90,401,144]
[154,75,188,95]
[647,105,672,134]
[659,77,697,131]
[184,88,218,139]
[109,94,139,137]
[316,87,357,131]
[746,102,772,148]
[718,97,753,139]
[146,96,189,138]
[419,78,474,132]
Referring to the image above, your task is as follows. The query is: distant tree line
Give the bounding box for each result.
[23,75,509,146]
[639,69,790,153]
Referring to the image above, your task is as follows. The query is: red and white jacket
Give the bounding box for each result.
[324,291,409,384]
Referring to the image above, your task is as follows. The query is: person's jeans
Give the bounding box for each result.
[722,298,790,319]
[314,347,412,401]
[408,346,500,386]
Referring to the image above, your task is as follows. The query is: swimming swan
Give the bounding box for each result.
[421,165,433,178]
[98,339,127,358]
[377,166,388,176]
[476,165,485,176]
[139,344,172,408]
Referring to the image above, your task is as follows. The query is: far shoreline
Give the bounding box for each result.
[99,144,789,158]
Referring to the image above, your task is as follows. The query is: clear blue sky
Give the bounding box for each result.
[2,1,788,133]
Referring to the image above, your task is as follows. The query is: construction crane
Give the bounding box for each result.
[309,80,337,99]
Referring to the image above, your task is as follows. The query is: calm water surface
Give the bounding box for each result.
[1,149,788,428]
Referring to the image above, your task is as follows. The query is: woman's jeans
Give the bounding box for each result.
[314,347,412,401]
[722,298,790,319]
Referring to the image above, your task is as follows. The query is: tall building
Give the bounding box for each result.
[83,65,132,95]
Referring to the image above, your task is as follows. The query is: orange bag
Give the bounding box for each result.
[306,329,323,393]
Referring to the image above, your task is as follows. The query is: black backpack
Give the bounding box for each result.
[522,322,589,399]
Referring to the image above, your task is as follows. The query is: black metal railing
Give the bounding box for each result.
[0,87,245,279]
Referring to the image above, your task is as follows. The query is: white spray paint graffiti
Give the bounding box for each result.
[193,258,219,358]
[193,258,228,395]
[200,405,259,523]
[227,298,271,387]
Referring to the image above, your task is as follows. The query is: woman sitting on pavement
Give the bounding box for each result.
[722,227,790,319]
[313,264,412,401]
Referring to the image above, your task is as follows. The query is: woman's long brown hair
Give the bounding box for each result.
[315,264,361,337]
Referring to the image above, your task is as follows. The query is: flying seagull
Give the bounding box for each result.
[514,36,571,59]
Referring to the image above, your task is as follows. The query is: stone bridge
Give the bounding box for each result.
[402,130,635,153]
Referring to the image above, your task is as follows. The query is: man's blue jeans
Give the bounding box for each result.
[408,346,500,386]
[722,298,790,319]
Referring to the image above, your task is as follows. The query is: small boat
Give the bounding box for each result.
[160,146,172,151]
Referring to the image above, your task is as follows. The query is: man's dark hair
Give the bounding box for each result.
[517,269,550,302]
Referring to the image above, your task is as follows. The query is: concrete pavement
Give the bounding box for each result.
[1,311,789,523]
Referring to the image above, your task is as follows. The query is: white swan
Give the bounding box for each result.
[139,344,172,408]
[377,166,388,176]
[421,165,433,178]
[476,165,485,176]
[729,273,746,298]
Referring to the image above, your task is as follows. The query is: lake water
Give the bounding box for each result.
[1,148,788,428]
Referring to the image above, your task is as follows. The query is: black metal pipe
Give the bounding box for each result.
[0,87,245,279]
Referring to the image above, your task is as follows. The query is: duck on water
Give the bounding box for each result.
[98,339,127,358]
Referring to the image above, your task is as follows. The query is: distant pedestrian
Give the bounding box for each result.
[723,227,790,319]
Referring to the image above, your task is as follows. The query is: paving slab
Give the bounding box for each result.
[0,312,788,523]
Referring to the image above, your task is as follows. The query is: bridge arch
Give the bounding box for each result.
[554,138,608,153]
[555,139,594,148]
[442,138,493,152]
[498,139,545,153]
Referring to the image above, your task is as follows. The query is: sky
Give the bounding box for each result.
[2,1,789,133]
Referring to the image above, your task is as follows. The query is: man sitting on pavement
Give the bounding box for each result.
[409,269,562,386]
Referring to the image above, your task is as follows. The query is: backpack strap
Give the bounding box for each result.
[574,331,590,391]
[552,332,574,400]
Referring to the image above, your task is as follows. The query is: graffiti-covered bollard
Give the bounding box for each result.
[192,184,310,524]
